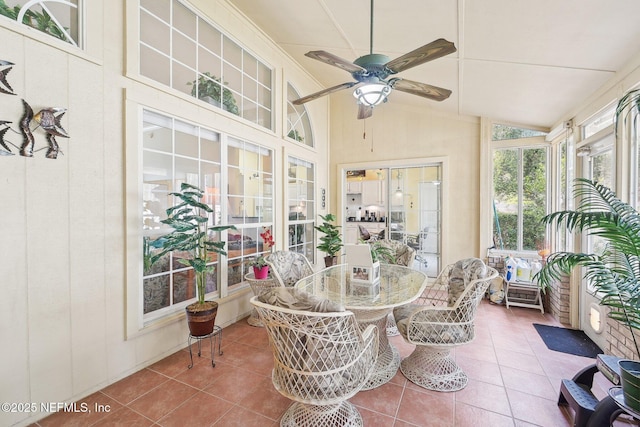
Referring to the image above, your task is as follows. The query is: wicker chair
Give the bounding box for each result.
[265,250,314,287]
[393,258,498,391]
[251,288,378,426]
[370,239,417,336]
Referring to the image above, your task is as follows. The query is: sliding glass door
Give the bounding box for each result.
[344,163,441,277]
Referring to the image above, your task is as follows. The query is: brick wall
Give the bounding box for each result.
[486,255,571,326]
[607,309,640,359]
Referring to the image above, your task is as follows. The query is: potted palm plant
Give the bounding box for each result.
[535,178,640,410]
[314,213,343,267]
[151,183,235,336]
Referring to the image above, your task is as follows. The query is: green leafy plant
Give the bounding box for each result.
[0,0,70,42]
[188,72,239,116]
[150,183,235,306]
[368,240,396,264]
[535,178,640,356]
[314,213,343,257]
[287,129,304,142]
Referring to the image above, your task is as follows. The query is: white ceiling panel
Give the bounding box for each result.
[229,0,640,128]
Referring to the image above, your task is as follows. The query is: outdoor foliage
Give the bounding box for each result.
[493,146,547,250]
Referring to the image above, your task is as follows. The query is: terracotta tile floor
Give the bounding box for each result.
[34,301,637,426]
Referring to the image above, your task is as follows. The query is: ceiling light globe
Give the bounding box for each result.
[353,83,390,107]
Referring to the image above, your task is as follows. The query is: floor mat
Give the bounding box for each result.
[533,323,603,358]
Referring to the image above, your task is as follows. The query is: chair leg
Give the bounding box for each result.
[280,401,363,427]
[400,345,467,392]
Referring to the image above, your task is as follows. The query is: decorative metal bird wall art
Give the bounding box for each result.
[0,60,16,96]
[19,100,69,159]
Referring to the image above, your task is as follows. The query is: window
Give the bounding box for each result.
[142,109,223,319]
[287,157,315,262]
[141,110,275,322]
[492,124,549,252]
[286,83,314,147]
[0,0,81,46]
[226,138,274,289]
[139,0,273,128]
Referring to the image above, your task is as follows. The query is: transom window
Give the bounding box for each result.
[286,83,314,147]
[139,0,273,128]
[0,0,81,46]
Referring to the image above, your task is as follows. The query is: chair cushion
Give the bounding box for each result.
[258,287,345,312]
[393,304,470,343]
[447,258,487,306]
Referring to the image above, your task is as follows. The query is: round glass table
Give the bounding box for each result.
[295,263,428,389]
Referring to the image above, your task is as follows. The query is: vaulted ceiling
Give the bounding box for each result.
[229,0,640,129]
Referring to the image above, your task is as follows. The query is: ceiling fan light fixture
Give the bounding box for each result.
[353,83,390,107]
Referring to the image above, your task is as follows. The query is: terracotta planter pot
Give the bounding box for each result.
[324,256,337,267]
[619,359,640,412]
[185,301,218,337]
[253,265,269,279]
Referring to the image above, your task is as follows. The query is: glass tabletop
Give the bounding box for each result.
[295,263,428,310]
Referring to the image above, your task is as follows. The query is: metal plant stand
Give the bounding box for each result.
[187,325,222,368]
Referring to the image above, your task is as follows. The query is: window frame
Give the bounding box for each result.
[287,156,316,262]
[138,0,274,129]
[489,125,550,256]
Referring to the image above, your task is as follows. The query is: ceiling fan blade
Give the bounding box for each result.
[305,50,366,74]
[357,104,373,120]
[391,79,452,102]
[385,38,456,74]
[292,82,357,105]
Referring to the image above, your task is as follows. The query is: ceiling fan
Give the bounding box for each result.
[292,0,457,120]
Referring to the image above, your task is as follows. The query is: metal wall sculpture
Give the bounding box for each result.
[0,59,69,159]
[0,60,16,95]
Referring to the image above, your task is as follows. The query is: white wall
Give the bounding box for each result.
[0,1,329,426]
[329,94,481,266]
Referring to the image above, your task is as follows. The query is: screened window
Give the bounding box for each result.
[286,83,314,147]
[226,138,274,288]
[287,157,315,262]
[139,0,273,128]
[0,0,81,46]
[492,125,549,252]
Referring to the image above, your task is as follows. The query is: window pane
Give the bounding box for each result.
[173,1,196,39]
[522,148,547,250]
[492,124,546,141]
[142,110,227,318]
[493,149,518,250]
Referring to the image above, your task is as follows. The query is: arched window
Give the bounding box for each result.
[286,83,313,147]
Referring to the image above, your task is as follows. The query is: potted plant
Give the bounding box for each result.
[535,178,640,409]
[150,183,235,336]
[0,0,72,43]
[250,227,274,279]
[368,240,397,264]
[314,213,343,267]
[187,72,240,115]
